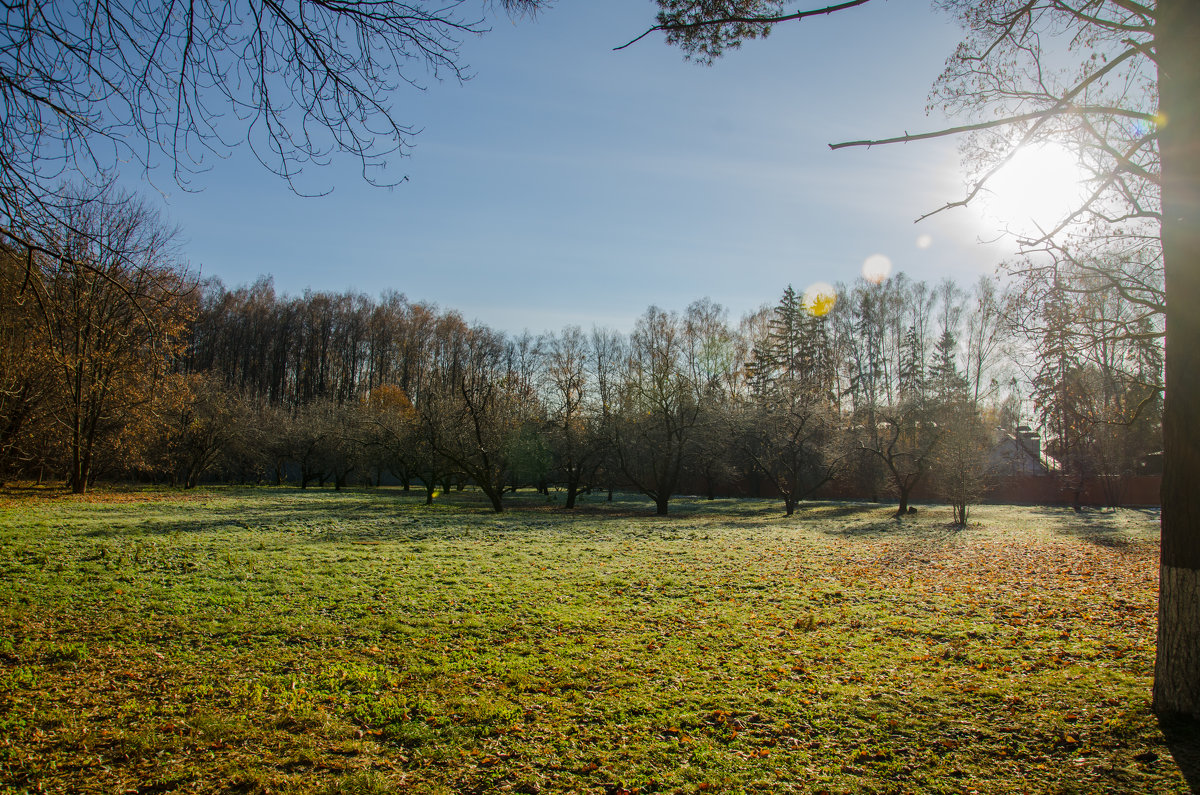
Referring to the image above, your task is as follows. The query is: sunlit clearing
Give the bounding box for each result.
[980,142,1090,233]
[803,282,837,317]
[862,254,891,284]
[916,234,933,249]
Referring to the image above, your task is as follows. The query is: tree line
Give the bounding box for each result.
[1,207,1162,520]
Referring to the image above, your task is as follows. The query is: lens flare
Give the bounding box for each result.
[862,254,892,284]
[916,234,933,249]
[803,282,837,317]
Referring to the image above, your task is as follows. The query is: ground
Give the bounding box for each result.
[0,487,1194,794]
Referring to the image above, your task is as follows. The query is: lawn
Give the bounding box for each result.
[0,487,1193,794]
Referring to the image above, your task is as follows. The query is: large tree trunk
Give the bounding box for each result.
[1154,0,1200,719]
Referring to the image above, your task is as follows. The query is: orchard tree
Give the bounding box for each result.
[611,306,705,515]
[540,326,605,508]
[420,324,538,513]
[157,373,242,489]
[631,0,1200,720]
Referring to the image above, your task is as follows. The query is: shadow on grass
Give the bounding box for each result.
[73,487,735,542]
[805,500,887,519]
[1159,715,1200,793]
[808,502,970,542]
[70,490,905,543]
[1025,505,1160,552]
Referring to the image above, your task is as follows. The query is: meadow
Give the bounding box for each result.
[0,487,1194,794]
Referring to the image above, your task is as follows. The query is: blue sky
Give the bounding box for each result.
[144,0,1021,332]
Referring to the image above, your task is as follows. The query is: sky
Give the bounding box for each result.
[138,0,1027,333]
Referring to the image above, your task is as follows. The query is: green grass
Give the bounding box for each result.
[0,486,1190,793]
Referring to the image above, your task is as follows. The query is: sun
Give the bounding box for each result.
[977,142,1091,234]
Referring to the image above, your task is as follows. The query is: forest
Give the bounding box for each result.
[0,194,1163,519]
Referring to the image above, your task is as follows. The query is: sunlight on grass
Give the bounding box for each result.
[0,488,1184,793]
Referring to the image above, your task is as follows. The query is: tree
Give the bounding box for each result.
[962,276,1009,410]
[0,0,544,246]
[611,306,705,515]
[932,391,989,526]
[589,326,627,501]
[1024,270,1162,508]
[634,0,1200,720]
[863,397,944,517]
[682,298,740,500]
[540,327,605,508]
[415,322,537,513]
[157,373,242,489]
[278,402,333,489]
[0,243,57,483]
[21,190,193,493]
[362,384,422,491]
[740,287,844,515]
[924,322,989,525]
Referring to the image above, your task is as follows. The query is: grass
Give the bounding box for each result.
[0,486,1192,794]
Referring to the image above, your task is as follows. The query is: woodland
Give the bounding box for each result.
[0,231,1163,524]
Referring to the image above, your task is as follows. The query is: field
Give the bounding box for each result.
[0,487,1195,794]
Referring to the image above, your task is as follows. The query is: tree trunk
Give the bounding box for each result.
[1154,0,1200,719]
[69,410,86,494]
[655,494,669,515]
[565,481,579,509]
[482,484,505,513]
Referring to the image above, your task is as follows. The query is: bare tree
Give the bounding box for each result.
[611,306,705,515]
[0,0,545,245]
[932,395,989,527]
[541,326,604,508]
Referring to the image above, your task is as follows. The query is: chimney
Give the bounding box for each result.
[1017,427,1041,459]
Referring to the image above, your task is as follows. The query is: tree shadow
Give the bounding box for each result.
[799,500,885,520]
[1159,715,1200,793]
[1025,505,1159,553]
[815,504,966,542]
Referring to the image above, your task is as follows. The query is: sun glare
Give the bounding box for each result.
[979,143,1091,234]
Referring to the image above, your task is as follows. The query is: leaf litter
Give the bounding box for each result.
[0,489,1188,793]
